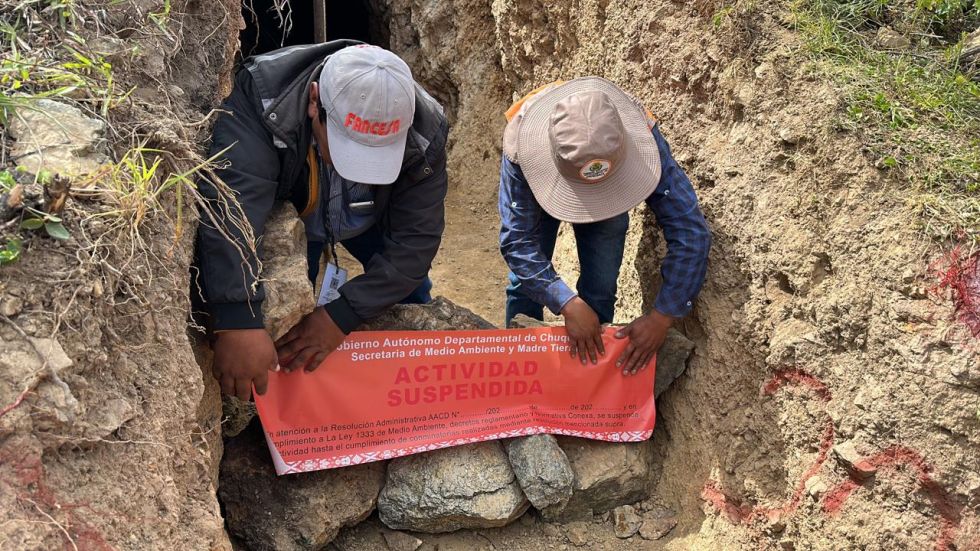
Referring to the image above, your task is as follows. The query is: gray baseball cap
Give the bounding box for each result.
[319,45,415,185]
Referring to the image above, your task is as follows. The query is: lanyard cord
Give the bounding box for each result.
[327,228,340,272]
[316,145,341,271]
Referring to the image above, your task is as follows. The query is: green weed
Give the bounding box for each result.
[791,0,980,244]
[916,0,980,33]
[0,0,256,271]
[710,0,760,27]
[0,170,15,192]
[713,6,735,27]
[9,0,78,28]
[3,169,72,241]
[0,4,131,121]
[149,0,173,33]
[0,238,22,265]
[20,214,69,240]
[82,144,234,239]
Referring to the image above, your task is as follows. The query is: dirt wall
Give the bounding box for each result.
[4,1,975,549]
[0,1,242,549]
[379,0,513,325]
[381,1,980,549]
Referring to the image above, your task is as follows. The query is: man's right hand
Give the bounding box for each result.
[561,297,605,365]
[212,328,278,401]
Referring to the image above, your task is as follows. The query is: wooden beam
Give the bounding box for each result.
[313,0,327,43]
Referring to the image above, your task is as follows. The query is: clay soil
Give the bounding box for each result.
[2,0,978,550]
[373,0,980,549]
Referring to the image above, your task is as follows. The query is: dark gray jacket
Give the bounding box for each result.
[196,41,448,334]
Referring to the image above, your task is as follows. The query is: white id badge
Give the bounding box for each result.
[317,263,349,306]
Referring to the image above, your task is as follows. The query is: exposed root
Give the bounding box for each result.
[23,497,79,551]
[0,385,32,420]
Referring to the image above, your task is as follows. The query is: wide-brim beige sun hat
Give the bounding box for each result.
[516,77,661,224]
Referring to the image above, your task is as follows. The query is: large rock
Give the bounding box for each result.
[613,504,643,538]
[364,296,497,331]
[220,202,315,437]
[260,203,316,340]
[655,329,695,399]
[378,440,530,532]
[875,26,911,50]
[219,422,385,550]
[503,434,574,510]
[542,437,655,521]
[0,336,78,439]
[8,99,108,176]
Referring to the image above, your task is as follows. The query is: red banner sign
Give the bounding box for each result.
[253,327,656,475]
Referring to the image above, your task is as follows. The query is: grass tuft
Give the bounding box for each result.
[0,0,257,274]
[790,0,980,246]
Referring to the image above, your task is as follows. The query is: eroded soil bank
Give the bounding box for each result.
[375,1,980,549]
[1,1,241,549]
[1,0,977,550]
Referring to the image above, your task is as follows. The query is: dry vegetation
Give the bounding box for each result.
[0,0,253,283]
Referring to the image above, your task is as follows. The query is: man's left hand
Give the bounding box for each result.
[615,310,674,376]
[275,308,347,372]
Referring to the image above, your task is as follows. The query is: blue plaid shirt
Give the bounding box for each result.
[499,125,711,318]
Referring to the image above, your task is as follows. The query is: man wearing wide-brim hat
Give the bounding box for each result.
[499,77,711,374]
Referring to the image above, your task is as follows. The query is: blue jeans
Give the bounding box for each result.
[307,225,433,304]
[505,212,628,326]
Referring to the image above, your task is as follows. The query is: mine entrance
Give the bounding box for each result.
[239,0,378,58]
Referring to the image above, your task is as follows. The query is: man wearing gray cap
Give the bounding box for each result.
[195,41,448,400]
[499,78,711,376]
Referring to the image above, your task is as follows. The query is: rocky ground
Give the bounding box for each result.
[213,212,698,548]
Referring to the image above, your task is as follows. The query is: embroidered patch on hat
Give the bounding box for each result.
[580,159,612,181]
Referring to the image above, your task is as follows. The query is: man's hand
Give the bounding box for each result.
[561,297,605,365]
[275,307,347,372]
[615,310,673,376]
[212,329,277,401]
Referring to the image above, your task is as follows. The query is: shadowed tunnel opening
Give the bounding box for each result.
[239,0,381,58]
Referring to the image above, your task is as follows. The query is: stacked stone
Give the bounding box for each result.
[214,220,696,548]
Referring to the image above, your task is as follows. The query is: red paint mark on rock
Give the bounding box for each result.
[823,445,962,551]
[821,478,859,515]
[703,371,967,551]
[931,248,980,338]
[702,368,834,524]
[1,445,113,551]
[761,368,831,402]
[701,481,754,524]
[775,422,835,518]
